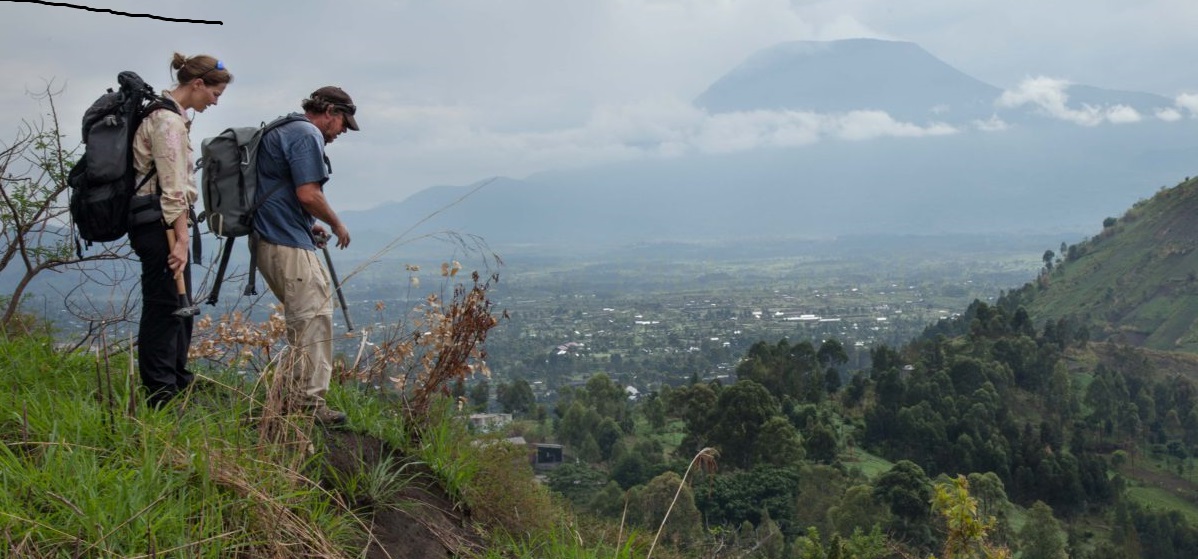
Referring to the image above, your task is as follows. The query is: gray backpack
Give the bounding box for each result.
[197,115,306,304]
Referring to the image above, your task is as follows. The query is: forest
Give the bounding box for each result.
[475,296,1198,558]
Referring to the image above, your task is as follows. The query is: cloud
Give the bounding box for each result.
[1155,107,1183,122]
[829,111,957,141]
[1105,105,1142,124]
[372,96,958,158]
[997,77,1143,126]
[1175,93,1198,116]
[345,99,959,206]
[973,116,1009,132]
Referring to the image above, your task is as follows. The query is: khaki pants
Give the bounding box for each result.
[256,241,334,408]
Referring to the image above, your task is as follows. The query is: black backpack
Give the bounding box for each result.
[67,71,176,253]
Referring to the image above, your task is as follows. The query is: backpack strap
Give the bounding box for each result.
[239,116,309,299]
[235,115,311,230]
[203,115,309,306]
[142,97,179,119]
[139,97,180,197]
[205,236,237,306]
[141,98,205,261]
[190,206,202,262]
[244,232,261,297]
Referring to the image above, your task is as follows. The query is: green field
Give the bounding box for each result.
[841,447,894,479]
[1126,486,1198,524]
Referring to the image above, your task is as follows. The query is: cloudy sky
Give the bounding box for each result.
[2,0,1197,210]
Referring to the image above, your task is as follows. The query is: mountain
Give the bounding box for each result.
[695,39,1173,124]
[342,39,1198,253]
[695,39,1003,123]
[1006,176,1198,353]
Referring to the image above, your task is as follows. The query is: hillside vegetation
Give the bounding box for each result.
[0,277,571,558]
[11,248,1198,557]
[1008,176,1198,352]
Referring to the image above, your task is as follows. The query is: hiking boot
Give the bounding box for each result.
[312,406,348,426]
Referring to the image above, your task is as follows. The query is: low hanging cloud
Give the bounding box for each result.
[1174,93,1198,116]
[1155,107,1183,122]
[375,97,956,161]
[345,99,959,205]
[973,116,1010,132]
[996,77,1142,126]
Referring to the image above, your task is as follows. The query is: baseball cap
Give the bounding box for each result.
[310,86,359,131]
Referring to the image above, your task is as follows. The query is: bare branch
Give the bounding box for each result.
[0,82,136,332]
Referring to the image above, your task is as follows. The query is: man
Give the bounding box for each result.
[253,86,359,425]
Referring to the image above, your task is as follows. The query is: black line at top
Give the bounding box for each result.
[3,0,224,25]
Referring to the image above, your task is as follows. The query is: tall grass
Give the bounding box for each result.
[477,525,645,559]
[0,334,358,557]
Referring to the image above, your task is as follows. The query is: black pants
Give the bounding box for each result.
[130,223,193,408]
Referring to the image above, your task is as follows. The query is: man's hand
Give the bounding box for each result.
[295,183,349,248]
[312,224,328,248]
[332,222,351,249]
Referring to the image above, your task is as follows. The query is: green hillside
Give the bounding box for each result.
[1009,176,1198,352]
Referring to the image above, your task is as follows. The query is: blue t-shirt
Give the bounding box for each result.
[253,114,329,250]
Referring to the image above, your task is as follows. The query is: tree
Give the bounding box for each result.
[966,472,1013,545]
[753,416,805,467]
[752,506,785,559]
[582,372,629,422]
[611,451,659,489]
[695,465,801,536]
[642,392,668,430]
[557,401,600,450]
[709,380,781,469]
[546,462,607,504]
[828,484,891,538]
[595,417,623,460]
[587,481,627,519]
[794,465,847,538]
[931,475,1011,559]
[1017,501,1067,559]
[0,84,134,336]
[577,433,602,463]
[873,460,935,552]
[635,471,703,549]
[817,339,849,368]
[823,366,843,394]
[670,381,719,455]
[803,420,840,464]
[871,344,904,374]
[496,378,535,415]
[467,379,490,410]
[795,526,888,559]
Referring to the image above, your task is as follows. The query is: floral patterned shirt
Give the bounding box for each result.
[132,91,196,227]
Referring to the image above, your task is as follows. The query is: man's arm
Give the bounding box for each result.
[296,182,351,248]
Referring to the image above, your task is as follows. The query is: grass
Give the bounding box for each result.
[0,335,358,557]
[0,331,657,558]
[477,524,645,559]
[641,418,687,449]
[1125,486,1198,524]
[841,446,894,479]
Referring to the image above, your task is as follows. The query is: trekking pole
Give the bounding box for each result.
[165,230,200,318]
[315,232,354,332]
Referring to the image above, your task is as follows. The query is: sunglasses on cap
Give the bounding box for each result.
[332,102,357,116]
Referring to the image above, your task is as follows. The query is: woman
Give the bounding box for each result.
[129,53,231,408]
